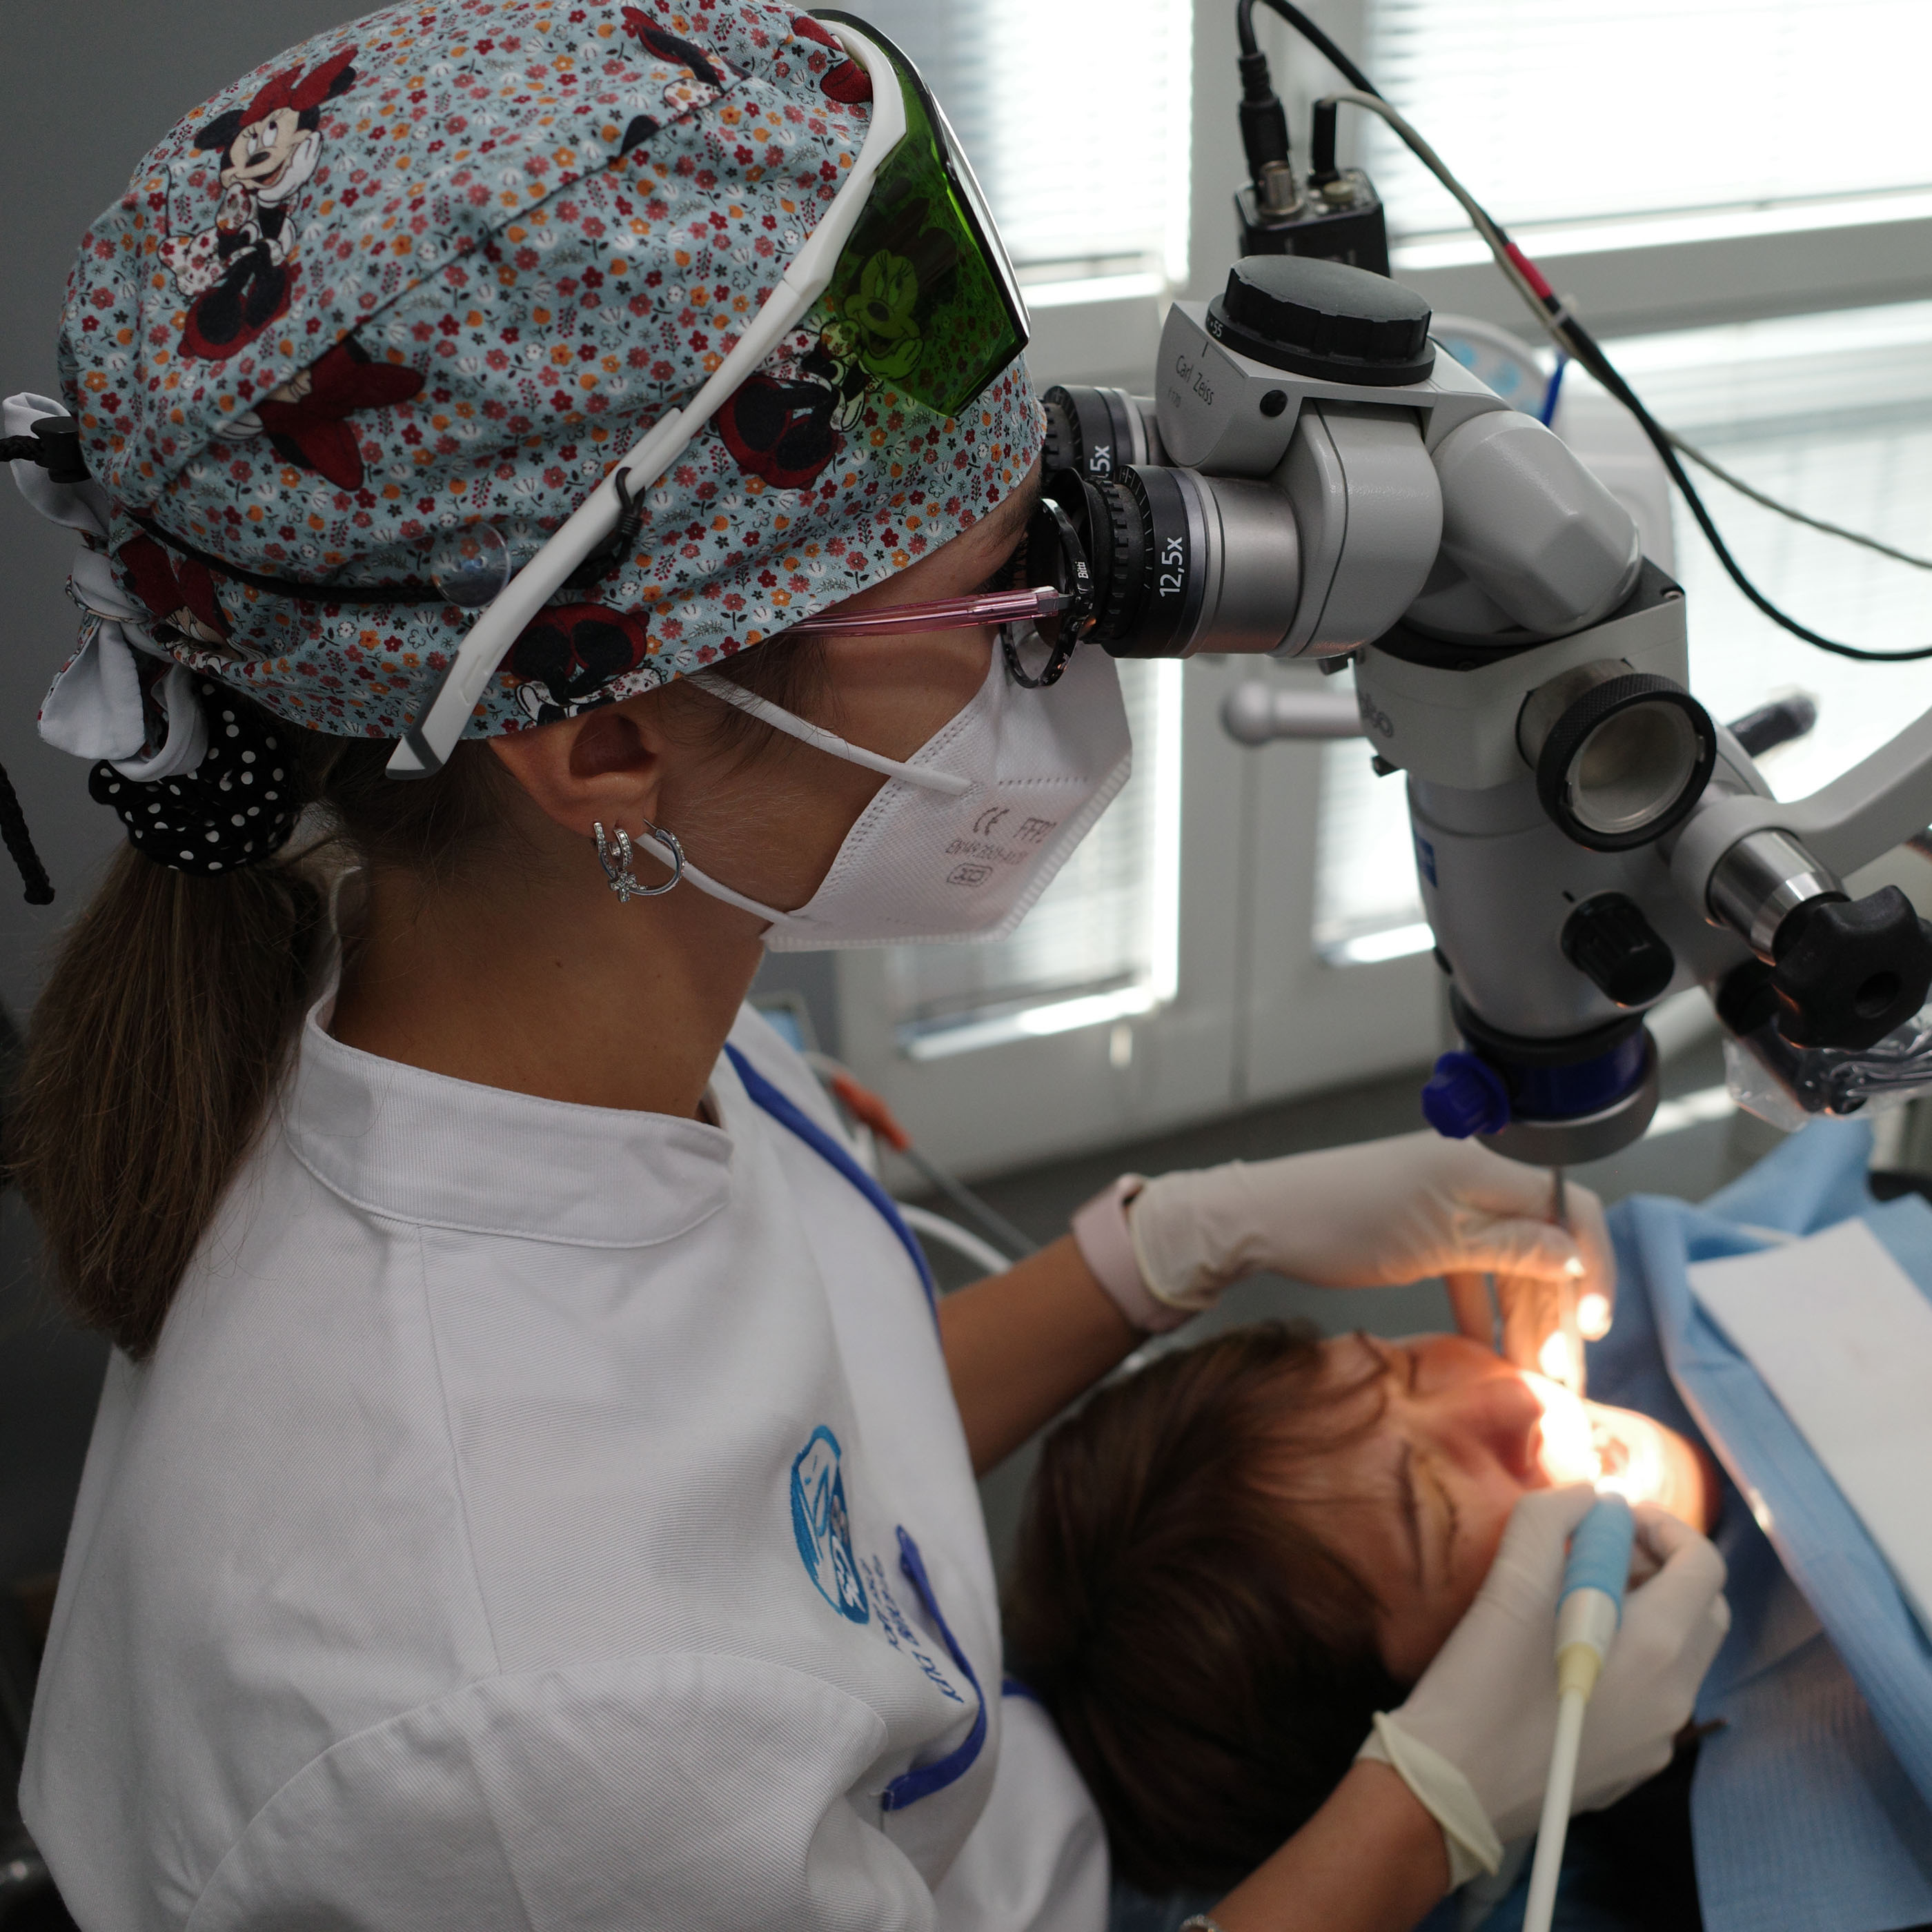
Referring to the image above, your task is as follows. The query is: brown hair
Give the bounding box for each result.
[5,635,825,1360]
[1003,1321,1406,1896]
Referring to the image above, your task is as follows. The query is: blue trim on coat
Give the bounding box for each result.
[724,1042,938,1319]
[881,1528,988,1811]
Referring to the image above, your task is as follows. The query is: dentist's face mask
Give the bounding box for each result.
[668,644,1132,950]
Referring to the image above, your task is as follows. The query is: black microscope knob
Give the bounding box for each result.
[1770,886,1932,1052]
[1206,256,1434,386]
[1561,893,1676,1008]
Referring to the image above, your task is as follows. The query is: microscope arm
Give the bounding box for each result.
[1672,702,1932,906]
[1220,681,1363,742]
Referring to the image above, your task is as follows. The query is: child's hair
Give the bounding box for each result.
[6,634,823,1361]
[1003,1321,1405,1896]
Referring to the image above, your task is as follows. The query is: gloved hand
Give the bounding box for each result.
[1362,1487,1730,1882]
[1126,1131,1615,1363]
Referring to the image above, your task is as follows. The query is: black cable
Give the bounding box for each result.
[3,418,89,484]
[0,762,54,905]
[128,512,446,605]
[565,468,646,589]
[1250,0,1932,664]
[1555,310,1932,662]
[1241,0,1383,99]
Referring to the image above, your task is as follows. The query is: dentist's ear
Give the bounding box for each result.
[488,693,672,841]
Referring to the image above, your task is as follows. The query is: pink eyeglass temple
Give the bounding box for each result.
[782,584,1070,636]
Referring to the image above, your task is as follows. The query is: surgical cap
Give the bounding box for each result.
[50,0,1041,744]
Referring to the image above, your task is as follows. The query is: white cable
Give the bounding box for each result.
[896,1202,1009,1279]
[1321,90,1932,577]
[1668,436,1932,571]
[1324,95,1516,277]
[1521,1687,1586,1932]
[1317,93,1563,346]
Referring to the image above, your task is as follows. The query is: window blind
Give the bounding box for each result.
[1314,668,1430,965]
[1632,301,1932,807]
[1363,1,1932,239]
[854,0,1193,280]
[814,4,1191,1053]
[1314,298,1932,960]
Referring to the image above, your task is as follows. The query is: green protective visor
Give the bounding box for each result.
[812,12,1030,419]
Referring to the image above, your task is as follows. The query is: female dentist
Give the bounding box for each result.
[8,6,1726,1929]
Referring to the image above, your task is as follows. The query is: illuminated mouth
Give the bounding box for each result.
[1524,1372,1709,1526]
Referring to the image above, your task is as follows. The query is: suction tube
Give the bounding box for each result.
[1522,1496,1635,1932]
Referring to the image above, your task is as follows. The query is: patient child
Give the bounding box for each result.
[1003,1322,1715,1900]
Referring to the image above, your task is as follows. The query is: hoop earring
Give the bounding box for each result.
[593,817,685,902]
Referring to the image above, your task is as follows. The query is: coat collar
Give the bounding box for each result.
[282,993,738,1248]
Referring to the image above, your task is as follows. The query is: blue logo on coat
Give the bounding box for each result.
[790,1426,870,1623]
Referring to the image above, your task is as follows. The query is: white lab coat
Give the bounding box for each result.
[21,998,1107,1931]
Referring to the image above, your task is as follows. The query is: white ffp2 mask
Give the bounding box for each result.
[664,646,1132,950]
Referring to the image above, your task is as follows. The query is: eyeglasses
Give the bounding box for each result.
[389,13,1030,778]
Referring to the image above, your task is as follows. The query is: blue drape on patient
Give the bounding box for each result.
[1595,1118,1932,1932]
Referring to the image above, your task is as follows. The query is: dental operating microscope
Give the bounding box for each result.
[1043,249,1932,1168]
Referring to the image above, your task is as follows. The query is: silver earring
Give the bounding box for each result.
[593,817,684,902]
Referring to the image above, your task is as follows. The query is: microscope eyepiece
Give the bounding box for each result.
[1035,389,1308,658]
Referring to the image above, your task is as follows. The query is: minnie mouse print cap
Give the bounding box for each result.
[16,0,1041,769]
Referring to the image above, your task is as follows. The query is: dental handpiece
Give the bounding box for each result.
[1522,1495,1636,1932]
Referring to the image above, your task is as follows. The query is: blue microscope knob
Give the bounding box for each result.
[1421,1050,1512,1138]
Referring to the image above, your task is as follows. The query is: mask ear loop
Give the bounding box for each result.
[687,677,975,797]
[1000,495,1093,689]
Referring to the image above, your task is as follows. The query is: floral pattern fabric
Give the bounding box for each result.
[56,0,1041,741]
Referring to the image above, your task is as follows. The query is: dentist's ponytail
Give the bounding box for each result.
[4,723,507,1361]
[6,633,825,1360]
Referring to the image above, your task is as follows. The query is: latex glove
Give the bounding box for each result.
[1127,1132,1615,1361]
[1376,1487,1730,1866]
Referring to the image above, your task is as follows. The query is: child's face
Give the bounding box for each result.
[1274,1333,1711,1681]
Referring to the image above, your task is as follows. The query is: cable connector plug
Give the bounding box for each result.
[1310,98,1341,186]
[1236,46,1299,215]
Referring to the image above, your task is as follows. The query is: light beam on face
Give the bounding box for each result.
[1525,1372,1709,1525]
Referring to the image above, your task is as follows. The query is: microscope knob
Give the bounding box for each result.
[1208,256,1435,386]
[1421,1050,1512,1138]
[1770,886,1932,1052]
[1560,893,1676,1008]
